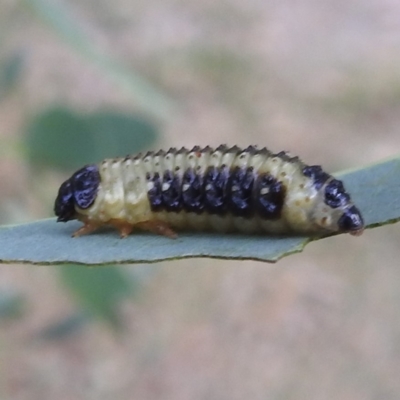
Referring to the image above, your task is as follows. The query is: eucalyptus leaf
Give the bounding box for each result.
[0,157,399,265]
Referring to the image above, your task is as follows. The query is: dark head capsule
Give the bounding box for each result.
[54,180,75,222]
[54,165,100,222]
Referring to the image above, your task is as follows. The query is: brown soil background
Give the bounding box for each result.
[0,0,400,399]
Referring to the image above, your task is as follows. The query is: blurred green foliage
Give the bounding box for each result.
[59,264,135,327]
[0,290,26,319]
[24,107,158,171]
[0,52,24,101]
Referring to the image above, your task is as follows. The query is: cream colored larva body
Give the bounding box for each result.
[54,145,365,237]
[85,151,314,233]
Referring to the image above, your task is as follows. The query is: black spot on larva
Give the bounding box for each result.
[228,145,241,154]
[258,147,271,156]
[177,147,188,155]
[182,168,204,213]
[228,167,255,217]
[302,165,331,190]
[338,206,364,233]
[216,144,228,152]
[275,151,298,163]
[244,145,257,155]
[255,174,286,219]
[161,170,182,212]
[275,151,288,158]
[204,165,230,214]
[148,172,163,211]
[155,149,166,157]
[167,147,177,155]
[324,179,350,208]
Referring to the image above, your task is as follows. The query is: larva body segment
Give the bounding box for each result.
[54,145,364,237]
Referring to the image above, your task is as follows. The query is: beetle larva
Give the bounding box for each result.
[54,145,364,238]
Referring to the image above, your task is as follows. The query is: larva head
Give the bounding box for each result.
[54,165,100,222]
[311,176,364,236]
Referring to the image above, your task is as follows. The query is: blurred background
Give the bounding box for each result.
[0,0,400,399]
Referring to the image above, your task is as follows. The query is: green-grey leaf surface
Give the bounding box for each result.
[0,157,399,265]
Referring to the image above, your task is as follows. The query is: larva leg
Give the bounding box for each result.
[109,219,134,238]
[72,218,102,237]
[137,220,178,239]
